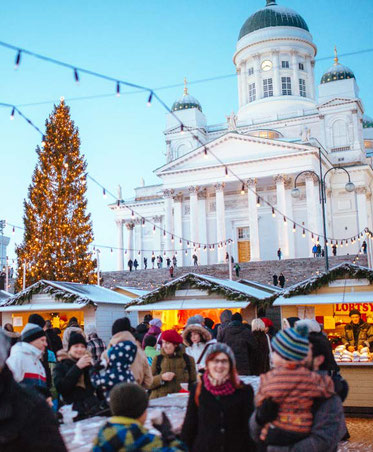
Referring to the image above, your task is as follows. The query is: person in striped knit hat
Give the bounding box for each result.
[255,323,334,449]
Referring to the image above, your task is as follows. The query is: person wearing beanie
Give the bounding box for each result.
[91,339,137,402]
[93,383,187,451]
[253,324,335,447]
[218,311,256,375]
[341,308,373,352]
[214,309,232,339]
[6,323,50,399]
[54,332,102,419]
[0,329,67,452]
[250,319,271,376]
[111,317,132,336]
[28,313,46,329]
[149,329,197,399]
[142,318,162,349]
[62,316,84,350]
[181,342,256,452]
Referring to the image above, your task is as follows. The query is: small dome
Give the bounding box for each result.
[321,47,355,84]
[238,1,309,41]
[363,115,373,129]
[172,78,202,113]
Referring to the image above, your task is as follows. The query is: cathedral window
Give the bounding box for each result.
[299,79,306,97]
[281,77,292,95]
[332,120,348,147]
[248,67,254,76]
[281,60,290,68]
[263,78,273,97]
[248,83,256,102]
[299,62,304,70]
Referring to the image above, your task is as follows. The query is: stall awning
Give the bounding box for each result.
[274,292,373,306]
[126,299,250,311]
[0,302,87,312]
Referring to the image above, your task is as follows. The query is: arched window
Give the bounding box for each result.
[332,120,348,147]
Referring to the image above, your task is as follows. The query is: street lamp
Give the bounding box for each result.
[291,149,355,271]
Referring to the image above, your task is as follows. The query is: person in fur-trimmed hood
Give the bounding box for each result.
[182,323,215,371]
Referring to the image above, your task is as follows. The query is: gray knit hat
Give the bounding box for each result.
[21,323,45,343]
[204,342,236,366]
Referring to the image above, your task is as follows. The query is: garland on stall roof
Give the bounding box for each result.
[6,280,94,306]
[125,273,276,309]
[282,262,373,298]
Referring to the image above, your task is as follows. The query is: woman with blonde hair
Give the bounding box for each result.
[251,318,271,375]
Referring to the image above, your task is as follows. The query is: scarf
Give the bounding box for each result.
[203,371,236,397]
[68,352,86,389]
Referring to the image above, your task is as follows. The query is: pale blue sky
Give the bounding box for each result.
[0,0,372,271]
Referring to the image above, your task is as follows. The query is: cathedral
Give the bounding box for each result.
[111,0,373,270]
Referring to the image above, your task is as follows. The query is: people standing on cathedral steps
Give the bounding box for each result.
[172,255,177,267]
[277,248,282,260]
[279,272,286,288]
[166,257,171,267]
[151,255,155,268]
[272,274,278,286]
[234,263,240,277]
[362,240,367,254]
[133,259,138,270]
[128,259,133,272]
[332,244,337,256]
[143,257,147,269]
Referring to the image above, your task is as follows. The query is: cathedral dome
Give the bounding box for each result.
[320,48,355,84]
[238,0,309,41]
[172,79,202,113]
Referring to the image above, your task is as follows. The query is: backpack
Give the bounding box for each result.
[154,353,193,384]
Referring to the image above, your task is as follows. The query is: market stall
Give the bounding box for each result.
[0,280,132,344]
[273,262,373,414]
[125,273,277,330]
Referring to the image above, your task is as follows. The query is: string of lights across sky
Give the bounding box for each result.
[1,40,372,254]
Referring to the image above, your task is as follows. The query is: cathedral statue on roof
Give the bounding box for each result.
[111,1,373,271]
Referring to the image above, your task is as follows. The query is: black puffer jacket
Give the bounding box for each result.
[53,353,102,419]
[219,321,256,375]
[0,365,66,452]
[181,379,256,452]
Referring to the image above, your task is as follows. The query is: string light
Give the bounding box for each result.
[256,197,261,207]
[102,188,107,198]
[272,208,276,218]
[180,124,184,134]
[14,50,21,69]
[283,216,287,225]
[116,82,120,97]
[142,218,145,227]
[292,223,296,233]
[225,167,229,178]
[302,229,306,237]
[240,183,245,195]
[147,91,153,106]
[74,68,79,84]
[10,108,15,120]
[204,148,208,159]
[153,225,156,234]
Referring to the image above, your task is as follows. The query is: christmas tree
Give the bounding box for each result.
[16,99,96,290]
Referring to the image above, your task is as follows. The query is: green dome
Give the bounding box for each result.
[238,1,309,40]
[320,63,355,84]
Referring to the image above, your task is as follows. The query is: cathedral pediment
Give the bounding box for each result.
[318,97,362,111]
[155,132,316,175]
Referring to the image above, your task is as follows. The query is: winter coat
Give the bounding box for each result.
[53,351,102,419]
[0,365,67,452]
[216,321,231,342]
[341,320,373,349]
[142,325,162,348]
[91,340,136,401]
[3,330,20,347]
[6,341,48,396]
[45,328,63,354]
[219,321,256,375]
[135,323,149,345]
[183,324,214,370]
[181,379,256,452]
[87,334,106,364]
[251,331,270,376]
[105,331,153,388]
[62,325,84,350]
[150,347,197,399]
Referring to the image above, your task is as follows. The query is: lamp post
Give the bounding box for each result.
[291,148,355,271]
[0,220,6,274]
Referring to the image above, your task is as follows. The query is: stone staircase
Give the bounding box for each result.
[102,254,368,291]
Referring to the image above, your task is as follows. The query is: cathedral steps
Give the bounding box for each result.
[102,254,368,291]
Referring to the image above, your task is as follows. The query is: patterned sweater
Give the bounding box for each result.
[256,363,334,437]
[93,416,187,451]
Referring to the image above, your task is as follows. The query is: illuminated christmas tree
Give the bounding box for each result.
[16,99,96,290]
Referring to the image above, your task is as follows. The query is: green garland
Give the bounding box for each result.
[125,273,275,310]
[283,263,373,298]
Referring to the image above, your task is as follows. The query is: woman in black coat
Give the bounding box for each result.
[181,343,256,452]
[251,319,271,376]
[53,333,103,419]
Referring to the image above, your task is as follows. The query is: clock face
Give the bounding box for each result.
[261,60,273,71]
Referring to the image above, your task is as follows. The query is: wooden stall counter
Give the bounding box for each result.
[338,362,373,415]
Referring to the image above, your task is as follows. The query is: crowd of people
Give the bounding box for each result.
[0,308,356,451]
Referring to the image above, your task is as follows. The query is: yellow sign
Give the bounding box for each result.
[324,316,336,330]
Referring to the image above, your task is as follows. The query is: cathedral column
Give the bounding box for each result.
[284,178,296,258]
[134,218,143,268]
[242,62,248,105]
[305,174,321,256]
[116,219,124,271]
[305,55,315,99]
[163,189,174,259]
[198,190,208,265]
[125,222,135,263]
[215,183,226,263]
[272,50,281,97]
[253,54,263,99]
[356,187,369,232]
[291,51,299,96]
[274,175,290,258]
[189,186,200,258]
[247,178,260,261]
[173,195,184,267]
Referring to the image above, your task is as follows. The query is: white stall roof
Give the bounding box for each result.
[274,291,373,306]
[126,299,250,311]
[200,275,275,300]
[0,302,86,312]
[115,286,150,296]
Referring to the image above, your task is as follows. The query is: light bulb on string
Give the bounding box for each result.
[103,188,107,198]
[74,69,79,84]
[171,235,174,243]
[116,82,120,97]
[110,248,113,254]
[272,208,276,218]
[204,148,208,159]
[292,223,296,233]
[10,108,15,120]
[204,246,207,252]
[240,184,245,195]
[153,225,156,234]
[180,124,185,134]
[302,229,306,238]
[12,226,15,235]
[335,241,338,248]
[179,238,182,244]
[345,240,348,247]
[256,197,260,207]
[311,233,314,242]
[185,249,188,255]
[225,167,229,178]
[116,200,120,207]
[142,218,145,228]
[317,236,320,244]
[14,50,21,69]
[163,230,166,237]
[175,251,178,256]
[147,91,153,106]
[340,241,343,248]
[41,135,46,147]
[131,210,134,218]
[283,216,287,225]
[138,251,140,255]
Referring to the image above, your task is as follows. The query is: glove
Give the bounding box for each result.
[152,412,176,444]
[256,398,279,425]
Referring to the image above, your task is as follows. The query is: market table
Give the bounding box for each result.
[60,376,260,451]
